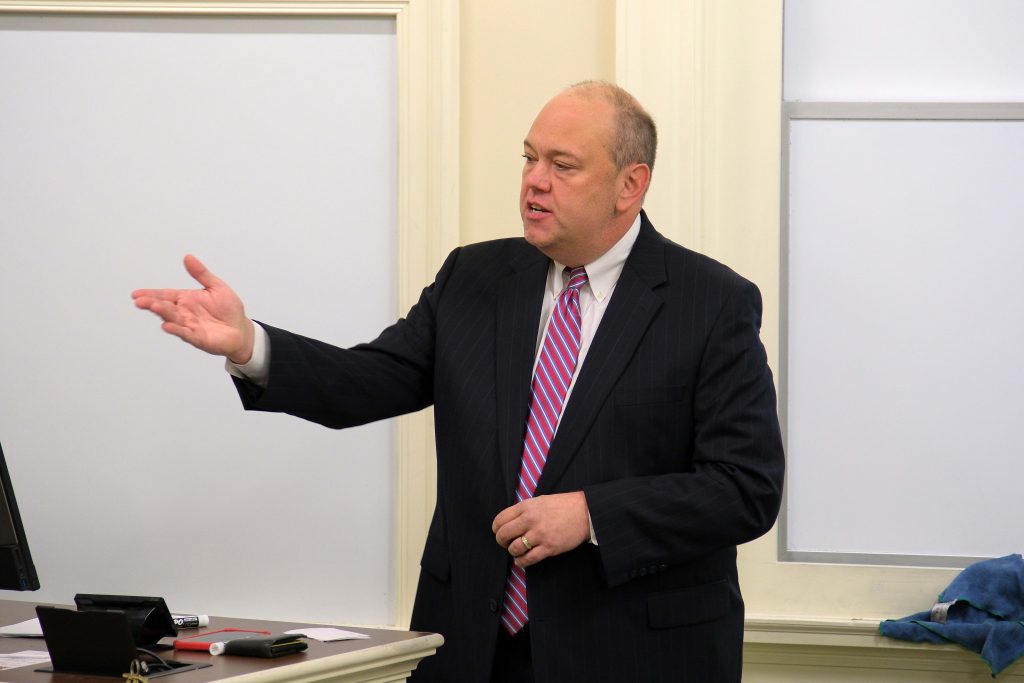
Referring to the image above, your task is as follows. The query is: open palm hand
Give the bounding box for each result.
[132,254,255,364]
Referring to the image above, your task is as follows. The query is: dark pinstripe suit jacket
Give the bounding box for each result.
[234,212,785,682]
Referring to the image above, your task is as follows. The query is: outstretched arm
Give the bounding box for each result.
[132,254,255,364]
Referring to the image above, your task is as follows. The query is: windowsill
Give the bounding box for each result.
[744,615,1024,677]
[746,614,892,648]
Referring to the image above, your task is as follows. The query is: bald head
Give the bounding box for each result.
[563,81,657,174]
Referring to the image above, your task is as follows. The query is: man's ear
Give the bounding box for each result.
[616,163,652,212]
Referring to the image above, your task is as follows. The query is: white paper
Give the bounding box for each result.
[0,650,50,670]
[285,627,369,642]
[0,619,43,638]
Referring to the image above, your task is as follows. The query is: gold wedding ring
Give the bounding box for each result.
[520,536,533,551]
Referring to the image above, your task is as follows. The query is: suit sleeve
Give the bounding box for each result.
[584,278,785,587]
[232,247,462,429]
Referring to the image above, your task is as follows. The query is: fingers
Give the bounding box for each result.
[512,535,535,557]
[133,256,254,359]
[491,504,521,545]
[183,254,224,290]
[151,299,191,327]
[137,299,200,346]
[491,501,545,568]
[131,255,219,305]
[512,535,547,568]
[492,501,534,550]
[491,492,591,568]
[131,288,183,307]
[160,320,198,345]
[500,535,534,565]
[497,525,540,563]
[136,296,205,347]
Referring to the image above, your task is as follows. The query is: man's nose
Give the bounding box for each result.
[523,161,552,192]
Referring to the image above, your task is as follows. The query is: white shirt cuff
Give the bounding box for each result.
[225,321,270,387]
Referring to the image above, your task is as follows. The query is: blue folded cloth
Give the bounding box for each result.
[880,554,1024,676]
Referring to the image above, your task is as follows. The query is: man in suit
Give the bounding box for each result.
[134,81,784,682]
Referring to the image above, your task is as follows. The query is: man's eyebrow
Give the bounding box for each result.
[522,140,579,161]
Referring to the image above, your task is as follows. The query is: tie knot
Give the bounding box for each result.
[564,266,588,292]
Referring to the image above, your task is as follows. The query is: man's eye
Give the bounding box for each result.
[553,162,571,171]
[522,155,536,163]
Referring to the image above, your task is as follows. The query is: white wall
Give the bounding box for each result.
[0,14,399,626]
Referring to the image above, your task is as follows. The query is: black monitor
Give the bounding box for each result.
[0,439,39,591]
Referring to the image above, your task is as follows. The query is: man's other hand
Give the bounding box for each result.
[132,254,255,364]
[492,491,591,568]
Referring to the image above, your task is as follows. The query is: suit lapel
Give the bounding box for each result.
[535,214,668,496]
[495,248,549,502]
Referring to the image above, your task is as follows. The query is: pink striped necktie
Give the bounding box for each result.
[501,266,588,636]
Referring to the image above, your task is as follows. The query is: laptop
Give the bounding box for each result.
[0,439,40,591]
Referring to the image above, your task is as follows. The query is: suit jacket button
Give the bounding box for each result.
[489,599,499,613]
[639,567,648,577]
[659,564,668,571]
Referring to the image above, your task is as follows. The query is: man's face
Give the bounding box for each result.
[520,92,626,266]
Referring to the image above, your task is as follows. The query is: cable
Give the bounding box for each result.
[136,648,173,673]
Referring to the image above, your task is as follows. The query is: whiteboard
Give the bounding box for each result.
[784,0,1024,101]
[0,14,399,624]
[784,117,1024,562]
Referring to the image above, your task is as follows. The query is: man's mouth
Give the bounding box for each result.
[527,203,550,214]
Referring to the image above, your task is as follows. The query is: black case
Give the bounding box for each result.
[222,634,308,658]
[36,606,209,678]
[74,593,178,646]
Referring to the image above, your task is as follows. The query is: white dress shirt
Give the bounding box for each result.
[533,214,641,427]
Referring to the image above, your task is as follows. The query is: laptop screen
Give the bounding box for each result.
[0,439,40,591]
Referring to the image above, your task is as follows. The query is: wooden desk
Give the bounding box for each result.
[0,600,442,683]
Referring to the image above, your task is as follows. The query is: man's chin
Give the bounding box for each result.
[523,230,562,262]
[523,224,552,249]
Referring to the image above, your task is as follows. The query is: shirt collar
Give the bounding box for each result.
[549,213,642,302]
